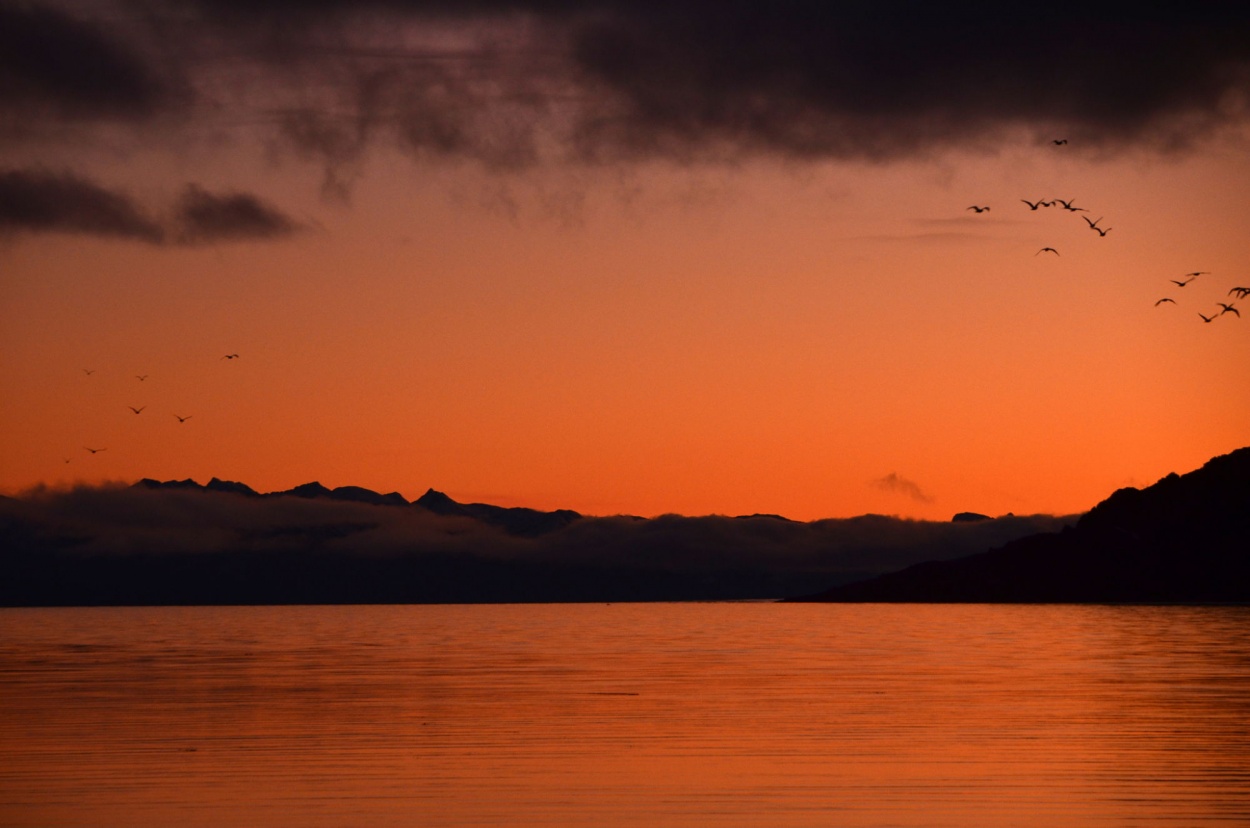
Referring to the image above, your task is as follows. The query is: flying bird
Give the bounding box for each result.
[1055,199,1088,212]
[1229,287,1250,298]
[1154,298,1176,306]
[84,446,107,454]
[1199,312,1217,323]
[1036,247,1060,256]
[174,414,193,423]
[1217,303,1240,317]
[222,353,240,360]
[1185,272,1209,277]
[136,374,148,381]
[967,205,990,213]
[1170,277,1195,287]
[128,405,146,414]
[1082,216,1112,236]
[82,368,95,376]
[1021,199,1046,211]
[1053,139,1068,145]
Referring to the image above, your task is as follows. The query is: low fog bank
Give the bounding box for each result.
[0,482,1075,604]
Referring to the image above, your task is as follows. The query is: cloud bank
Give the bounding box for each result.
[0,480,1075,603]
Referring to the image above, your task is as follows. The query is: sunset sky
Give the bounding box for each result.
[2,2,1248,521]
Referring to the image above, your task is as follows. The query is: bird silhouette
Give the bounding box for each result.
[1055,198,1088,212]
[1052,139,1068,145]
[128,405,146,414]
[136,374,148,381]
[967,205,990,213]
[1093,226,1111,237]
[1229,287,1250,299]
[1036,247,1060,256]
[1170,277,1195,287]
[1199,312,1217,323]
[1185,272,1209,277]
[1083,216,1103,229]
[1217,302,1240,317]
[222,353,240,360]
[84,446,107,454]
[82,368,95,376]
[1021,199,1046,211]
[1154,298,1176,306]
[174,414,193,423]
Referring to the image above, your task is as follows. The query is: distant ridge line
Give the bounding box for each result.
[134,478,581,537]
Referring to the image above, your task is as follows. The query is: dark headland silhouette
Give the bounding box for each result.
[792,447,1250,603]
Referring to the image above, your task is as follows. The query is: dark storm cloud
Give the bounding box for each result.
[174,185,302,243]
[7,2,1250,175]
[175,1,1250,165]
[566,2,1250,158]
[0,3,175,130]
[0,168,165,242]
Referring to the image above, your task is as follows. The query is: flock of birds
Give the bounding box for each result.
[967,196,1107,258]
[1157,276,1247,323]
[965,140,1245,326]
[73,355,240,459]
[967,196,1116,257]
[58,137,1245,469]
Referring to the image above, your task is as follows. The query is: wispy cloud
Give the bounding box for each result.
[873,472,935,504]
[175,185,302,244]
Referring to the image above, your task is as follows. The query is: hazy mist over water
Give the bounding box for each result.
[1,603,1248,826]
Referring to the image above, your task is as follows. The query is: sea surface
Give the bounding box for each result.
[1,603,1248,827]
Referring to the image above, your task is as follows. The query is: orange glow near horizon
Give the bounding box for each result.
[3,143,1249,521]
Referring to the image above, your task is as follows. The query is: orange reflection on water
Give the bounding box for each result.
[1,603,1248,827]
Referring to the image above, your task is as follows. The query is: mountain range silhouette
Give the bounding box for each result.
[135,478,583,537]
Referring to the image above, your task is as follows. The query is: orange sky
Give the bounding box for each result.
[2,4,1249,520]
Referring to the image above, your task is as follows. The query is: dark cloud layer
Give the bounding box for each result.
[0,168,301,244]
[0,168,165,242]
[3,3,1248,237]
[5,2,1249,172]
[191,2,1250,159]
[568,3,1250,158]
[175,185,301,242]
[0,481,1075,603]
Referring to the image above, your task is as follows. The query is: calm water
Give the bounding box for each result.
[1,604,1248,827]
